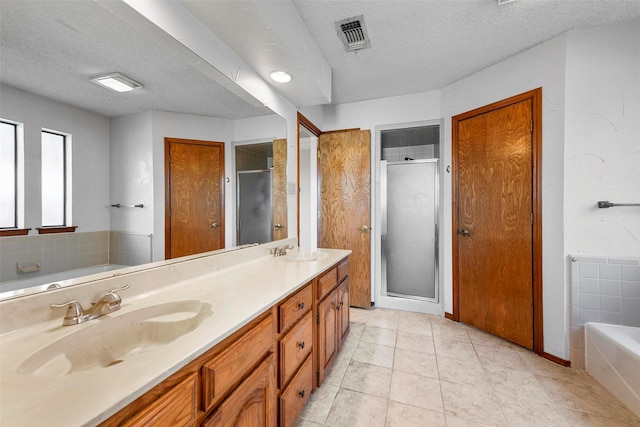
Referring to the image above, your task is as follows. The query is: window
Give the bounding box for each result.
[41,130,71,227]
[0,120,18,228]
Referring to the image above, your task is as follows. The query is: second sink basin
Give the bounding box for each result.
[283,251,329,263]
[18,300,212,378]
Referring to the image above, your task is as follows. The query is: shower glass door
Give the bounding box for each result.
[381,160,438,300]
[237,170,273,245]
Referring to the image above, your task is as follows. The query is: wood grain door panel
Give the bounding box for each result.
[273,138,288,241]
[318,129,371,309]
[165,138,224,259]
[455,97,534,349]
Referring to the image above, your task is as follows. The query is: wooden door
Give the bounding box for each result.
[273,138,288,241]
[453,89,542,350]
[165,138,224,259]
[318,129,371,308]
[317,289,337,387]
[202,355,276,427]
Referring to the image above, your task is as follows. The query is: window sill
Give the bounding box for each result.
[0,228,31,237]
[36,226,78,234]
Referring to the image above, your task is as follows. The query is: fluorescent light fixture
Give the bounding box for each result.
[270,71,292,83]
[90,72,143,92]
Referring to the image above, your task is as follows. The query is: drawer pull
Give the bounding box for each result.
[298,302,305,310]
[298,341,305,350]
[298,390,305,399]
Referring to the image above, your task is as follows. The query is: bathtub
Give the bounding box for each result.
[0,264,129,297]
[585,322,640,418]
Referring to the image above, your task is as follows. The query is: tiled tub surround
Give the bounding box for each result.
[0,239,350,426]
[570,255,640,369]
[0,231,152,284]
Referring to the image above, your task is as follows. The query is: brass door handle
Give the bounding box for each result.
[274,223,283,229]
[359,225,370,232]
[459,229,471,237]
[211,222,220,228]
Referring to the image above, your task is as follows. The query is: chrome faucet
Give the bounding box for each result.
[272,244,294,257]
[51,284,130,326]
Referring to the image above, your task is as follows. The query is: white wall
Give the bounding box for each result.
[0,84,111,233]
[110,111,153,235]
[564,18,640,257]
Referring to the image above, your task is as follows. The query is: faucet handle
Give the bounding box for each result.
[109,284,130,294]
[51,300,85,321]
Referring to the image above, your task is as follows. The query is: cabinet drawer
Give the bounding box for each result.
[279,355,312,427]
[124,373,198,427]
[337,257,349,284]
[279,283,312,333]
[317,267,337,301]
[201,314,273,411]
[279,311,313,387]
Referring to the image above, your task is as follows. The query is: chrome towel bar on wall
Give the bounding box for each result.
[110,203,144,208]
[597,201,640,208]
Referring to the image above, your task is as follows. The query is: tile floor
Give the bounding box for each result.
[296,307,640,427]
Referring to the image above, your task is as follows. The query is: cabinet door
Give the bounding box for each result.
[202,355,276,427]
[317,289,338,387]
[337,278,350,349]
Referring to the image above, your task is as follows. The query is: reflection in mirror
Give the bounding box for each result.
[0,1,288,300]
[297,114,321,250]
[235,140,287,244]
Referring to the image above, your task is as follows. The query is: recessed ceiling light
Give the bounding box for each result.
[90,72,143,92]
[270,71,292,83]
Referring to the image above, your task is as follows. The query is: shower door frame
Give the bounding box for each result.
[381,159,439,303]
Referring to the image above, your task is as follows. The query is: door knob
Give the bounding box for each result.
[359,225,369,232]
[211,222,220,228]
[459,229,471,237]
[274,223,283,229]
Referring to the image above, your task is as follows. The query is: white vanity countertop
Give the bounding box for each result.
[0,246,350,427]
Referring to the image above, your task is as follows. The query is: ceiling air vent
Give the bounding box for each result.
[335,15,371,52]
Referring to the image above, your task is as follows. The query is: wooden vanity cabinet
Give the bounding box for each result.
[102,255,350,427]
[276,283,313,427]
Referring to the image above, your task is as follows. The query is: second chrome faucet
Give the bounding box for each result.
[51,284,130,326]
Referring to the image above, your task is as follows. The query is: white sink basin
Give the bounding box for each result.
[283,251,329,263]
[17,300,212,378]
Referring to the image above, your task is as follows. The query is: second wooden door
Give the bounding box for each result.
[165,138,225,259]
[453,91,540,349]
[319,129,371,309]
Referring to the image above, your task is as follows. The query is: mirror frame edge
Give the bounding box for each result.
[296,112,321,247]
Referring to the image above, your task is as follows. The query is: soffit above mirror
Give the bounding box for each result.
[0,0,272,119]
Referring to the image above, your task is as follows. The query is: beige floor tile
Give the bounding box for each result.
[431,322,471,342]
[385,400,446,427]
[535,374,634,420]
[366,315,400,330]
[444,412,497,427]
[516,350,581,382]
[557,407,640,427]
[295,420,324,427]
[348,322,366,339]
[341,360,392,398]
[389,370,443,413]
[436,355,489,386]
[474,343,528,371]
[350,308,372,324]
[433,337,478,361]
[398,310,434,322]
[494,391,569,426]
[398,317,433,336]
[352,340,395,368]
[361,325,398,347]
[299,384,339,424]
[466,327,518,349]
[324,388,388,427]
[395,331,435,354]
[323,354,350,388]
[484,364,551,403]
[440,380,507,426]
[393,347,438,379]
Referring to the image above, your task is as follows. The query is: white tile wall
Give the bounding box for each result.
[570,255,640,369]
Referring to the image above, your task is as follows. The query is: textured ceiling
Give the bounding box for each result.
[0,1,272,119]
[292,0,640,104]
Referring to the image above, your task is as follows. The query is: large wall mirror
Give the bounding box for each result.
[0,1,288,299]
